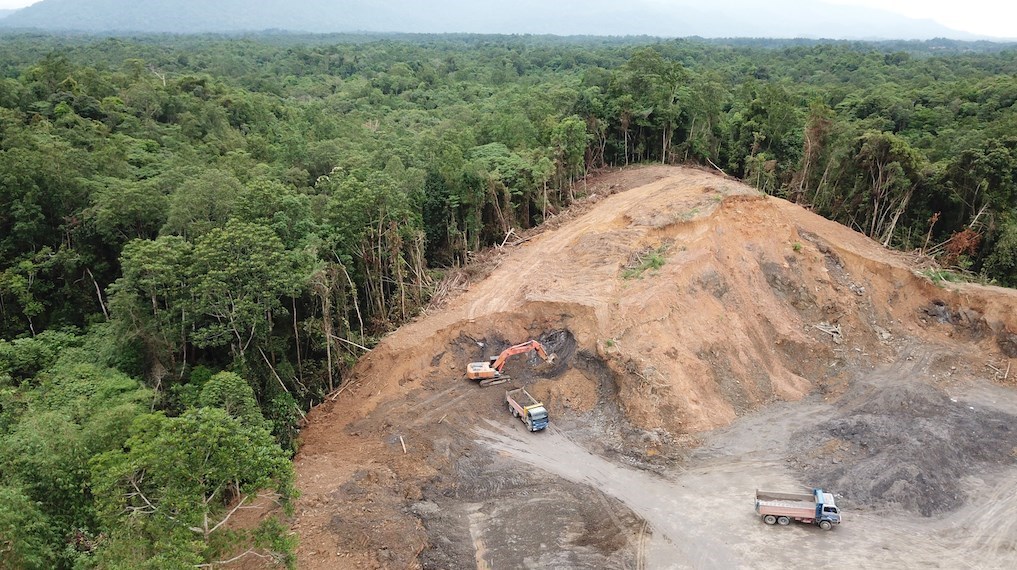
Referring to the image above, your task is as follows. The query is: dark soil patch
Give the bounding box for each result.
[789,381,1017,516]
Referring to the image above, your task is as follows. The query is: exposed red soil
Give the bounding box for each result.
[283,165,1017,569]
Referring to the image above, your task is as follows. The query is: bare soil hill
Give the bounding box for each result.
[286,166,1017,569]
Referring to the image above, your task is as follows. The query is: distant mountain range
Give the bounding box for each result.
[0,9,15,19]
[0,0,988,40]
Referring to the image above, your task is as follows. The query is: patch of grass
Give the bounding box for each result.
[792,242,802,252]
[921,267,999,288]
[681,207,702,221]
[622,245,669,279]
[922,268,967,284]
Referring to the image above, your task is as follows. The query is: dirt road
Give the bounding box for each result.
[478,364,1017,569]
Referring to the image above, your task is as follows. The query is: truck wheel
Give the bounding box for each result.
[819,520,832,531]
[777,517,790,526]
[763,515,777,525]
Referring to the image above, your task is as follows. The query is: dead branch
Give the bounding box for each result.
[706,157,728,177]
[259,347,291,395]
[508,235,537,247]
[195,548,276,568]
[327,380,356,402]
[499,228,516,248]
[259,347,306,422]
[813,322,843,344]
[328,333,371,352]
[205,495,250,536]
[147,64,167,87]
[84,268,109,320]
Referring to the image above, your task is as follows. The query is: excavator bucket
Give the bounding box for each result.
[535,353,557,370]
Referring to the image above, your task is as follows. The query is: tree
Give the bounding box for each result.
[549,115,588,199]
[851,131,925,246]
[161,169,243,239]
[189,221,307,361]
[0,485,56,570]
[199,371,268,430]
[109,236,194,378]
[86,177,168,244]
[90,408,295,568]
[234,179,316,249]
[983,216,1017,286]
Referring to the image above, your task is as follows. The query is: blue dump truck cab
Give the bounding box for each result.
[755,488,842,530]
[526,406,548,431]
[814,490,841,527]
[506,387,549,432]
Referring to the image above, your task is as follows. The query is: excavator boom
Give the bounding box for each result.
[466,339,556,385]
[491,340,554,371]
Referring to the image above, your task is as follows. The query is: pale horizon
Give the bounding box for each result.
[0,0,1014,39]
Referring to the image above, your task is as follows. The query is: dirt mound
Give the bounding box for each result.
[290,166,1017,569]
[790,379,1017,516]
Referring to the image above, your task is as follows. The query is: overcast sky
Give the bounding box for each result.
[0,0,1013,38]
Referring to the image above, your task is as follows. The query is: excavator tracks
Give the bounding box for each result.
[478,376,511,387]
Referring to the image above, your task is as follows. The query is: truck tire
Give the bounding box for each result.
[763,515,777,525]
[819,520,832,531]
[777,516,790,526]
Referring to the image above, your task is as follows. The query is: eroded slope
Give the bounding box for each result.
[290,166,1017,569]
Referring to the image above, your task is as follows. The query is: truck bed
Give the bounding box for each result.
[506,387,540,407]
[756,500,816,518]
[755,490,814,503]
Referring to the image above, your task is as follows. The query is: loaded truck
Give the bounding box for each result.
[505,387,548,431]
[755,488,841,530]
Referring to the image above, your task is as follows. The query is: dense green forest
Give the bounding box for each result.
[1,32,1016,568]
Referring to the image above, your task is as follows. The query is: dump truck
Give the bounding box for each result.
[505,387,548,432]
[466,340,556,387]
[755,488,841,530]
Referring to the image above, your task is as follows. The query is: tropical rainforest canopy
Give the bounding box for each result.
[1,32,1016,568]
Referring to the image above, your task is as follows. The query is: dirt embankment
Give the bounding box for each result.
[287,166,1017,569]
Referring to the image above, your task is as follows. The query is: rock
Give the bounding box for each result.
[410,501,441,518]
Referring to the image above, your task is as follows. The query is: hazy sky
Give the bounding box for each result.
[0,0,1013,38]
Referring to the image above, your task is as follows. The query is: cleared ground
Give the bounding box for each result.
[283,166,1017,570]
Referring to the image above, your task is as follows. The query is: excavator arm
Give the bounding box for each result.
[466,339,556,385]
[490,340,554,371]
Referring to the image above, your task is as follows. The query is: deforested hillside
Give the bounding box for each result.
[292,166,1017,569]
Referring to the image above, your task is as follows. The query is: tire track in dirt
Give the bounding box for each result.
[476,381,1017,570]
[476,422,740,569]
[942,471,1017,564]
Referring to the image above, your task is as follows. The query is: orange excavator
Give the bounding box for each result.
[466,340,556,387]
